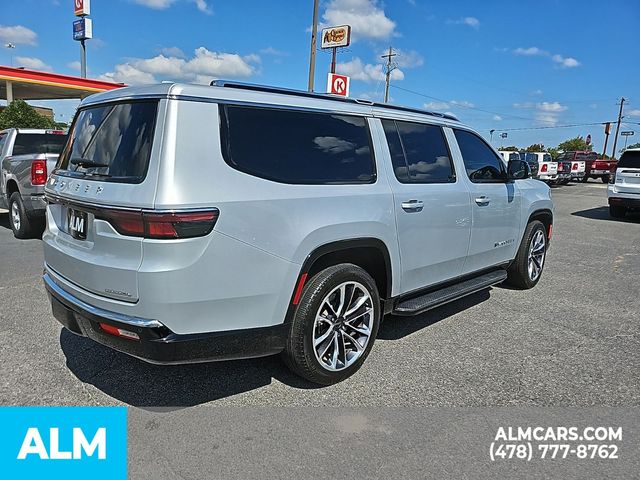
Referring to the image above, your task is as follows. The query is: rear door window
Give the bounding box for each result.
[618,150,640,168]
[381,119,454,183]
[0,133,7,155]
[12,132,68,155]
[453,129,506,182]
[219,105,375,184]
[57,100,158,183]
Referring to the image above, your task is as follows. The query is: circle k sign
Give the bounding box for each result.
[327,73,350,97]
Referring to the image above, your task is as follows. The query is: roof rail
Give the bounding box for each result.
[209,80,459,121]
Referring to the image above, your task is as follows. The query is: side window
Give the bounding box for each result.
[0,134,7,155]
[453,129,506,183]
[219,105,375,184]
[381,119,454,183]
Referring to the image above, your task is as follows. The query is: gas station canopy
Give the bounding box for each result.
[0,65,124,102]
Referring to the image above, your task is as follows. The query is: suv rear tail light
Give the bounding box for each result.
[572,163,578,170]
[97,209,219,239]
[541,164,548,173]
[31,159,48,185]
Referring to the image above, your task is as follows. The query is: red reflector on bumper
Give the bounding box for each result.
[99,323,140,341]
[292,273,308,305]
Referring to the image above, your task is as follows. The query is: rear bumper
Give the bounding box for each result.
[608,196,640,209]
[22,194,47,216]
[44,272,288,364]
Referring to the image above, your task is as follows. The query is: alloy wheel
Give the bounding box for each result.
[11,201,21,231]
[527,229,546,282]
[312,281,374,371]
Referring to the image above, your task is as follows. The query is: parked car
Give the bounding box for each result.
[555,158,573,184]
[0,128,68,238]
[519,152,540,179]
[582,152,616,183]
[498,150,536,178]
[608,148,640,218]
[557,151,587,182]
[526,152,557,184]
[42,81,553,385]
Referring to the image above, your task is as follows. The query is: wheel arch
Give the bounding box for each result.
[6,178,20,196]
[527,208,553,242]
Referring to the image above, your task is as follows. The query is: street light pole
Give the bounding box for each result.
[80,39,87,78]
[307,0,319,92]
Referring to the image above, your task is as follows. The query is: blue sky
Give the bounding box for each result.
[1,0,639,151]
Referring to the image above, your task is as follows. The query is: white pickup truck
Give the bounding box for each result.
[526,152,558,184]
[0,128,67,238]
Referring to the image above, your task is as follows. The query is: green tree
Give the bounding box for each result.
[525,143,545,152]
[500,145,519,151]
[557,136,592,152]
[624,142,640,150]
[0,99,56,130]
[547,147,560,160]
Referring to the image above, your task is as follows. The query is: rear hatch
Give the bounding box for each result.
[614,150,640,195]
[43,100,160,303]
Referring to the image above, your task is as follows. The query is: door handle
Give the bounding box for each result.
[474,196,491,206]
[401,200,424,212]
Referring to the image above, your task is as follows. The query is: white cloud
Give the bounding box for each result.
[448,17,480,29]
[67,60,81,71]
[451,100,475,108]
[132,0,211,13]
[626,109,640,118]
[101,47,259,85]
[132,0,176,8]
[530,89,543,96]
[336,57,404,83]
[514,102,535,109]
[513,47,548,56]
[493,115,502,121]
[260,47,288,57]
[14,56,51,71]
[552,54,580,68]
[160,47,186,58]
[424,101,449,110]
[322,0,396,41]
[0,25,38,46]
[192,0,212,14]
[537,101,567,112]
[535,113,560,126]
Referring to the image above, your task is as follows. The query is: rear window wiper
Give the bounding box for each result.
[70,157,109,168]
[84,172,112,178]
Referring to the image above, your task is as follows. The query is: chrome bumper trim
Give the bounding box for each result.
[43,271,163,328]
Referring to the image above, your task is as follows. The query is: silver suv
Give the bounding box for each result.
[42,81,553,385]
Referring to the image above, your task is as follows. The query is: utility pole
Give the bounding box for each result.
[307,0,319,92]
[610,97,625,159]
[381,46,397,103]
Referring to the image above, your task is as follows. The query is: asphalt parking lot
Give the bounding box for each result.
[1,181,639,408]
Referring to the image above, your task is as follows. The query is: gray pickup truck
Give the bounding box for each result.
[0,128,68,238]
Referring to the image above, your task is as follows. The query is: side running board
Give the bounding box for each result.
[393,270,507,316]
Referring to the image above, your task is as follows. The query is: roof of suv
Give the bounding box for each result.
[80,80,463,126]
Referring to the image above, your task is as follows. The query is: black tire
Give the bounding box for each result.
[581,175,589,183]
[282,263,381,385]
[601,175,610,184]
[8,192,39,239]
[505,220,547,290]
[609,205,626,219]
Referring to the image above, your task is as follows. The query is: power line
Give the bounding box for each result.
[496,122,611,132]
[390,84,550,123]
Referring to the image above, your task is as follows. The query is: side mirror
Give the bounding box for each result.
[507,159,529,180]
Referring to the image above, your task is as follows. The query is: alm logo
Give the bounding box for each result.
[0,407,127,479]
[17,427,106,460]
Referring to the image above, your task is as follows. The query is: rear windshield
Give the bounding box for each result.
[57,100,158,183]
[618,150,640,168]
[543,154,552,162]
[509,152,520,161]
[13,132,67,155]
